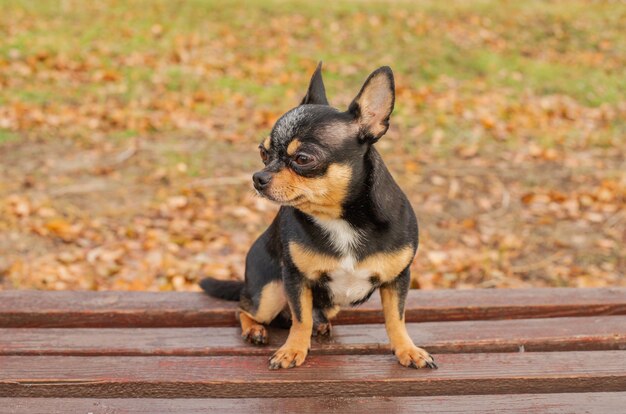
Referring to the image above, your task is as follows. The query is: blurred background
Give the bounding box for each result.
[0,0,624,291]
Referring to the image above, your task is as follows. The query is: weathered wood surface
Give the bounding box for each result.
[4,393,626,414]
[2,288,625,407]
[2,351,625,398]
[1,287,625,327]
[1,316,624,356]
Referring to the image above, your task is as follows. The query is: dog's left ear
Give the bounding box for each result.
[301,61,329,106]
[349,66,395,144]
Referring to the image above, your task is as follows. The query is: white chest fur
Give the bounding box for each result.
[326,255,376,305]
[289,220,414,307]
[313,218,374,306]
[313,217,362,254]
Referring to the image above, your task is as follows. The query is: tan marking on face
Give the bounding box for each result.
[269,163,352,219]
[357,246,414,283]
[262,136,271,150]
[287,139,301,156]
[240,280,286,323]
[270,285,313,369]
[289,242,341,280]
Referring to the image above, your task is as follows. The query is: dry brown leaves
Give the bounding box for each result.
[0,1,624,291]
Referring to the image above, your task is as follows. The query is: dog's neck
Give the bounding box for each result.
[341,146,405,228]
[289,146,406,236]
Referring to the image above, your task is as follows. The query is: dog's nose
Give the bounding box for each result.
[253,171,272,190]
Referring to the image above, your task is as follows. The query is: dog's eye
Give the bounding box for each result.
[294,154,314,166]
[259,147,269,164]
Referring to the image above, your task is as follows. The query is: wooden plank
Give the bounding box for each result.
[0,291,237,328]
[5,393,626,414]
[1,287,625,327]
[1,351,625,397]
[1,316,624,356]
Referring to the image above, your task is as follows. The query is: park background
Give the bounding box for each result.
[0,0,624,292]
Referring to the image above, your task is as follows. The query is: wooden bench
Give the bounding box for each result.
[1,287,625,413]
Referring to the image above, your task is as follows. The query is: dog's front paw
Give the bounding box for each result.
[242,325,268,345]
[394,345,438,369]
[268,346,308,369]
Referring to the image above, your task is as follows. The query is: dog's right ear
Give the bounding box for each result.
[301,62,329,106]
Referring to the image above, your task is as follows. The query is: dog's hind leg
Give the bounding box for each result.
[238,280,287,346]
[312,306,339,338]
[239,311,269,345]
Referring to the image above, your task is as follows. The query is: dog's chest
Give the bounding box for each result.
[290,220,414,307]
[326,256,375,306]
[314,218,374,306]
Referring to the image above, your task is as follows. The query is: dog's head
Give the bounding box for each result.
[253,62,395,219]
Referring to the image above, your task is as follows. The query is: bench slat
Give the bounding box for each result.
[1,351,625,398]
[4,393,626,414]
[1,316,624,356]
[1,287,625,327]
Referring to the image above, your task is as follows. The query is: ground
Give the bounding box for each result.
[0,0,624,291]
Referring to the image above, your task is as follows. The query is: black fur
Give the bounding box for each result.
[301,61,329,106]
[199,278,244,301]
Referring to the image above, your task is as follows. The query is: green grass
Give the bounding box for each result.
[0,130,20,144]
[1,0,624,104]
[108,129,138,143]
[0,0,623,148]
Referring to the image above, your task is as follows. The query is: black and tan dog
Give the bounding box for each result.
[201,63,437,370]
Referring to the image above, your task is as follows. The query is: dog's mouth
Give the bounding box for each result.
[283,195,306,205]
[256,190,305,206]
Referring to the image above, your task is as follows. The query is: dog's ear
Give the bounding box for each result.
[348,66,395,144]
[301,61,329,106]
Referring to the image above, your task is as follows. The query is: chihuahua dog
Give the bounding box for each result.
[201,63,436,370]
